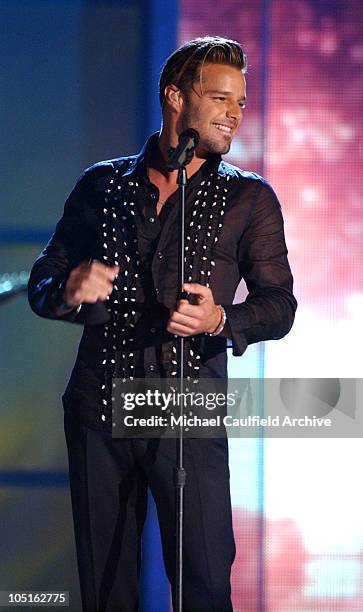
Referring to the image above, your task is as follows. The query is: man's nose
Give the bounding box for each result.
[226,101,242,122]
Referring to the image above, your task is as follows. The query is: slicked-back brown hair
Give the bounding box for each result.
[159,36,247,108]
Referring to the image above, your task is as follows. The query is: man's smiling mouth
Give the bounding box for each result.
[212,123,233,134]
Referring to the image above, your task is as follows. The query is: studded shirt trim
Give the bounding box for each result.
[98,157,231,421]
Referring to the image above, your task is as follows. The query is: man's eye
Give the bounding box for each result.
[213,97,226,101]
[239,103,246,109]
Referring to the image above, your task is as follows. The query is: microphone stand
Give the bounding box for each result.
[175,164,187,612]
[167,139,196,612]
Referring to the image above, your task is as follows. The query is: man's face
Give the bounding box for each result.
[179,62,246,156]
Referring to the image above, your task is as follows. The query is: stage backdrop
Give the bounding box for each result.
[181,0,363,610]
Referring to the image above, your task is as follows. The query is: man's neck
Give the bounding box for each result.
[154,128,207,184]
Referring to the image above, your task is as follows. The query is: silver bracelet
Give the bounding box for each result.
[208,305,227,336]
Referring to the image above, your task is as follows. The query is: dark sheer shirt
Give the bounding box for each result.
[28,133,297,430]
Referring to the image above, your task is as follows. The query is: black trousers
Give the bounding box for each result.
[64,411,235,612]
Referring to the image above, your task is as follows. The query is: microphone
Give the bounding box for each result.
[166,128,199,171]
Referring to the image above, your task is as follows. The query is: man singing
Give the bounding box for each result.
[28,36,297,612]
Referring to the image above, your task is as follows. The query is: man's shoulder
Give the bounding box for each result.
[218,159,270,186]
[82,155,138,180]
[217,160,279,203]
[70,155,139,197]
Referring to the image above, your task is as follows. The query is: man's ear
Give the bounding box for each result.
[164,84,184,111]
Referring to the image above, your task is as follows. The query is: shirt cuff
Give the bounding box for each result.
[32,276,83,323]
[222,303,249,357]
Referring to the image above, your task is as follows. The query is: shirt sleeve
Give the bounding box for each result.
[223,180,297,356]
[27,168,108,325]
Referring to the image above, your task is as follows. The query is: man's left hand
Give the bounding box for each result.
[167,283,221,337]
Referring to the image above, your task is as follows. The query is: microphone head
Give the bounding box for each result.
[179,128,200,146]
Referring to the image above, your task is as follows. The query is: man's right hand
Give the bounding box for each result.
[63,261,119,307]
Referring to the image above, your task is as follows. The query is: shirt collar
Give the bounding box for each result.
[123,132,223,181]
